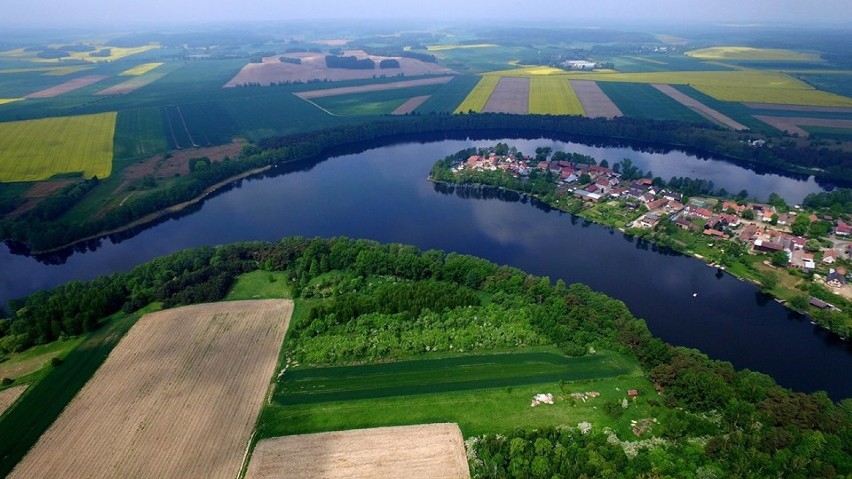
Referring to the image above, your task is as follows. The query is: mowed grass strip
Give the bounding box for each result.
[454,75,500,113]
[529,77,584,115]
[119,62,163,76]
[276,350,634,405]
[0,112,116,182]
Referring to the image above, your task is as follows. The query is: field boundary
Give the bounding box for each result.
[652,84,748,130]
[392,95,431,114]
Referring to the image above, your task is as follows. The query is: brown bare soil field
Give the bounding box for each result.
[570,80,623,119]
[392,95,432,115]
[744,102,852,113]
[296,77,452,99]
[245,424,470,479]
[483,77,530,114]
[25,75,109,98]
[754,115,852,137]
[6,180,75,218]
[0,385,27,417]
[652,84,749,130]
[9,300,293,479]
[116,140,245,193]
[96,73,165,95]
[224,50,455,87]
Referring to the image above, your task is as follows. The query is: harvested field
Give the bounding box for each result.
[652,84,748,130]
[225,51,455,87]
[245,424,470,479]
[0,386,27,417]
[9,300,293,479]
[24,75,109,98]
[754,115,852,137]
[570,80,623,118]
[392,95,431,114]
[295,76,453,99]
[97,72,166,95]
[482,76,530,114]
[744,102,852,113]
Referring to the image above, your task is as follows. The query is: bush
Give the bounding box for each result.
[50,357,63,367]
[1,377,12,386]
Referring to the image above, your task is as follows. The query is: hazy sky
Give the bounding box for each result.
[4,0,851,27]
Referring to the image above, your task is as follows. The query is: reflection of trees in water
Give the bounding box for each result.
[431,182,553,213]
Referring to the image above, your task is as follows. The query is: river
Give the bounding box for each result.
[2,136,849,399]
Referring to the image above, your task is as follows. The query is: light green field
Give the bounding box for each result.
[0,112,116,182]
[120,62,163,76]
[692,85,852,107]
[529,77,584,115]
[0,99,23,105]
[454,75,500,113]
[685,46,821,62]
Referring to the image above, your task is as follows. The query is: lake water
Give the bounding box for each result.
[2,136,849,399]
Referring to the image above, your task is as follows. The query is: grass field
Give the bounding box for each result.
[0,336,85,382]
[685,46,821,62]
[225,270,292,300]
[0,310,141,478]
[597,82,707,123]
[454,75,500,113]
[0,112,116,182]
[261,348,654,439]
[414,75,480,113]
[113,107,167,160]
[528,77,584,115]
[120,62,163,76]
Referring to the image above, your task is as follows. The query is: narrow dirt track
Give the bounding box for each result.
[652,83,749,130]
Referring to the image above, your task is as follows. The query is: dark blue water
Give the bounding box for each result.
[2,137,848,399]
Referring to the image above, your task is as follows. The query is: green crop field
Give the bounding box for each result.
[415,75,480,113]
[693,84,852,107]
[803,125,852,141]
[528,77,584,115]
[224,92,347,140]
[669,85,772,131]
[597,82,708,123]
[0,112,116,182]
[685,46,821,62]
[113,107,167,160]
[311,84,444,116]
[454,75,500,113]
[260,349,653,438]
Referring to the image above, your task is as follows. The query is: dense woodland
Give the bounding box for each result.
[1,236,850,476]
[2,113,851,252]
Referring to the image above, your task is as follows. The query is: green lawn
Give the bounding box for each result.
[0,336,85,383]
[225,270,292,300]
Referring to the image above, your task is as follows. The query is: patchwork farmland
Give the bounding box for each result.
[9,300,292,479]
[0,112,116,182]
[529,77,584,115]
[246,424,470,479]
[652,84,749,130]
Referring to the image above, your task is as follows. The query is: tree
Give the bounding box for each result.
[599,159,609,168]
[771,251,789,267]
[578,173,591,184]
[742,209,755,220]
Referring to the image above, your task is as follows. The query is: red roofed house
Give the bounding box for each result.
[627,389,639,398]
[836,220,852,237]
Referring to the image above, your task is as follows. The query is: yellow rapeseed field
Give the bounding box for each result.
[529,77,585,115]
[454,75,500,113]
[120,62,163,76]
[685,46,821,62]
[0,99,23,105]
[0,112,116,182]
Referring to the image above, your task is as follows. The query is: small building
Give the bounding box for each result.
[836,221,852,236]
[810,297,830,309]
[640,214,660,229]
[574,189,603,203]
[753,239,784,253]
[627,389,639,398]
[823,250,837,264]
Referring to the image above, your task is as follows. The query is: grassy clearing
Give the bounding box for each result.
[0,336,85,382]
[119,62,163,76]
[226,270,292,300]
[0,112,116,182]
[0,309,143,477]
[685,46,821,62]
[454,75,500,113]
[597,82,707,123]
[113,107,167,160]
[260,350,654,439]
[529,77,584,115]
[276,350,634,405]
[414,75,480,113]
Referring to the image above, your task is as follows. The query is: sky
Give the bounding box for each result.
[3,0,851,28]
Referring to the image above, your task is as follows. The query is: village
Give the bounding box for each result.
[449,148,852,314]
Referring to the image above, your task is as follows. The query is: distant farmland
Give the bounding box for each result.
[0,112,116,182]
[685,46,821,62]
[9,300,293,479]
[120,62,163,76]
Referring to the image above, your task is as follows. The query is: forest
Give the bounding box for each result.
[1,236,849,477]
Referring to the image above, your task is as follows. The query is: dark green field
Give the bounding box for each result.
[311,84,445,116]
[804,125,852,141]
[670,85,773,131]
[415,75,480,113]
[597,82,708,123]
[602,55,734,73]
[113,107,167,160]
[794,73,852,97]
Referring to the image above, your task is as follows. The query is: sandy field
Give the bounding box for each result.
[744,102,852,113]
[483,77,530,114]
[296,76,452,100]
[570,80,623,119]
[652,84,749,130]
[245,423,470,479]
[225,50,455,87]
[9,300,293,479]
[754,115,852,137]
[0,385,27,417]
[392,95,432,115]
[25,75,109,98]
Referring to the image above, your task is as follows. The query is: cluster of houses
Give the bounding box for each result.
[455,152,852,291]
